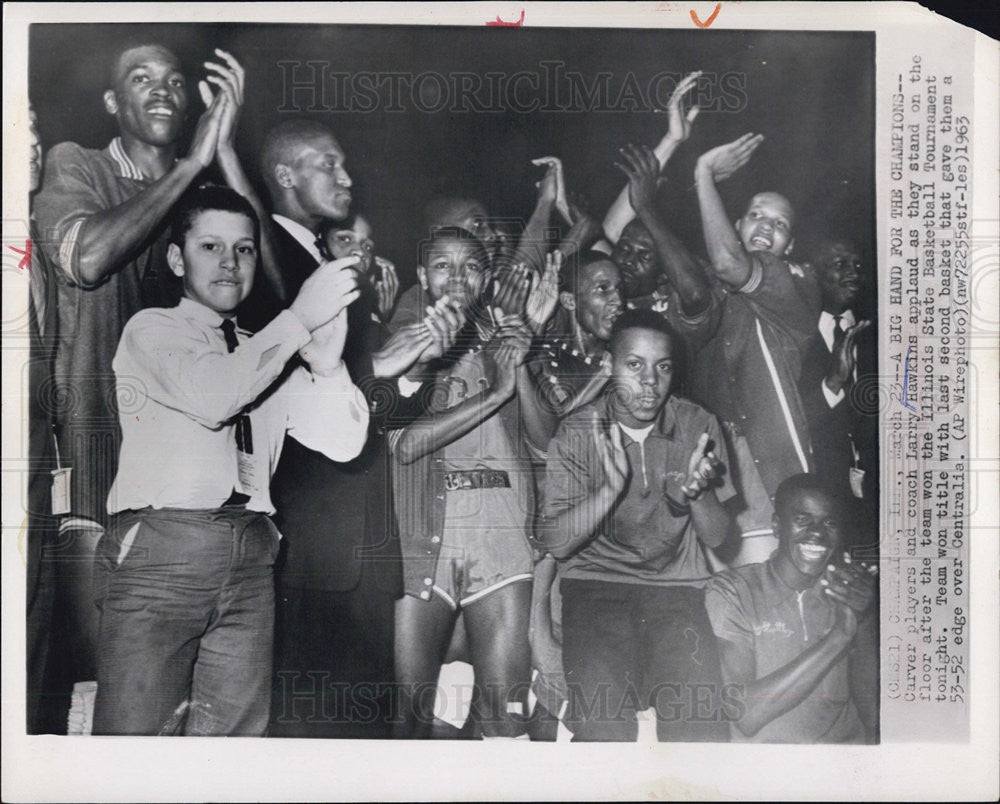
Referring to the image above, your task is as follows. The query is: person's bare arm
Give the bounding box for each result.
[73,90,227,286]
[615,143,710,316]
[509,162,558,274]
[719,602,857,737]
[395,319,523,464]
[694,133,764,289]
[603,71,701,243]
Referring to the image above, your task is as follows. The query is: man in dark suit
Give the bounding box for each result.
[254,118,461,737]
[797,238,878,549]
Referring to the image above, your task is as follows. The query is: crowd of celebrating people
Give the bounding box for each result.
[26,40,879,743]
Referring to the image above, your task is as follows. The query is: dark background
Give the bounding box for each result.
[29,23,875,315]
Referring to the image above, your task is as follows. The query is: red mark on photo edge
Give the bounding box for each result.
[690,3,721,27]
[486,9,525,26]
[10,238,32,270]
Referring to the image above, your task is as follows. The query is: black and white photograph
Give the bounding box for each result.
[3,3,997,802]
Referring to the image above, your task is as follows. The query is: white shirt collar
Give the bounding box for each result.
[272,214,323,263]
[177,297,248,334]
[818,309,856,351]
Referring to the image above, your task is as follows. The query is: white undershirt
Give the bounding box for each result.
[617,422,655,491]
[618,422,654,444]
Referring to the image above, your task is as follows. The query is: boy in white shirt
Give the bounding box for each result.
[94,185,369,735]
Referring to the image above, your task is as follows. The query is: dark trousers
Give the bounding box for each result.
[270,572,396,738]
[92,507,278,736]
[561,579,728,742]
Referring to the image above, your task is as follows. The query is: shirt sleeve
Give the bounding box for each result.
[542,413,598,520]
[736,252,821,341]
[115,308,312,429]
[665,283,723,353]
[32,143,110,287]
[283,363,370,462]
[704,572,755,648]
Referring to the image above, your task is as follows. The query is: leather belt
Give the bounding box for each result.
[444,469,511,491]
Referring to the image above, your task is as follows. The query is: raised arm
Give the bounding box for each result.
[205,48,287,304]
[694,132,764,288]
[602,71,701,243]
[71,92,228,287]
[615,143,710,316]
[121,257,359,428]
[507,161,558,275]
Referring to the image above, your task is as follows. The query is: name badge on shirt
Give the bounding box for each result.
[51,467,71,516]
[237,449,263,499]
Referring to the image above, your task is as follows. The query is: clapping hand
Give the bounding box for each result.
[680,432,723,499]
[697,133,765,184]
[663,71,702,146]
[826,319,872,395]
[198,48,245,158]
[593,412,629,495]
[531,156,572,225]
[373,257,399,319]
[820,551,878,616]
[614,143,663,214]
[492,263,534,318]
[525,250,562,335]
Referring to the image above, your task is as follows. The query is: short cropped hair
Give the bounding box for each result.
[260,118,336,190]
[106,41,181,89]
[773,473,843,519]
[560,250,617,297]
[423,196,485,233]
[609,307,674,348]
[418,225,490,269]
[169,184,260,248]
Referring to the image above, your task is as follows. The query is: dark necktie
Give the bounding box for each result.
[220,318,253,455]
[832,314,847,354]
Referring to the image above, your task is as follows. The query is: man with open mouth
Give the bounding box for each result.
[705,472,879,743]
[688,133,822,568]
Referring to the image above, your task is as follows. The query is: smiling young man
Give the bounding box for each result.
[539,309,735,741]
[93,185,368,735]
[704,473,879,743]
[690,134,822,565]
[390,227,536,740]
[32,42,270,701]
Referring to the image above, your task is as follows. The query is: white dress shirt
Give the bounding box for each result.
[108,298,369,515]
[818,309,856,408]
